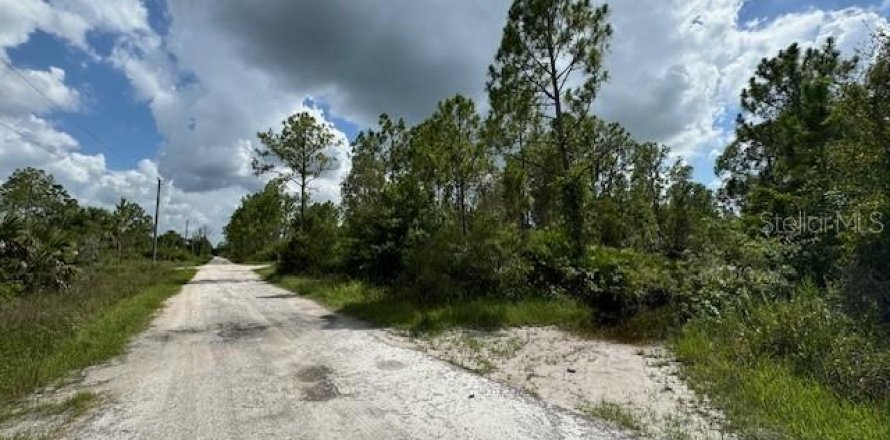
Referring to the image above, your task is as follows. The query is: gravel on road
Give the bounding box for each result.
[63,258,623,440]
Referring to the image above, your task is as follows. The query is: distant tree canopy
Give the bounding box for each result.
[223,181,293,263]
[0,168,211,298]
[0,167,78,230]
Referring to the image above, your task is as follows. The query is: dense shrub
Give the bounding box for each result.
[580,247,674,323]
[674,235,798,318]
[0,215,78,294]
[461,217,530,298]
[696,284,890,402]
[823,334,890,402]
[843,222,890,325]
[400,217,529,301]
[341,179,437,284]
[523,231,673,322]
[523,229,574,295]
[279,202,343,275]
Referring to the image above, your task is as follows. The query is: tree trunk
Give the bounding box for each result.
[458,179,468,237]
[300,174,307,233]
[300,150,308,233]
[547,39,585,260]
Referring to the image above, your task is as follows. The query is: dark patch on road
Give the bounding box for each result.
[302,381,340,401]
[256,293,298,299]
[376,359,406,370]
[216,323,269,340]
[297,365,340,401]
[149,327,204,342]
[319,313,365,330]
[297,365,332,382]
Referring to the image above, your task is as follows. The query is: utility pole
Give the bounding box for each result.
[152,177,161,263]
[184,218,190,251]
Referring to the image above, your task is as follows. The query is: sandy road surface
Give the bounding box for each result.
[64,258,622,439]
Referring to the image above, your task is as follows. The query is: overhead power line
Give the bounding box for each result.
[1,57,117,156]
[0,118,67,160]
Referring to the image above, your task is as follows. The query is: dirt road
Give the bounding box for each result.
[65,258,622,439]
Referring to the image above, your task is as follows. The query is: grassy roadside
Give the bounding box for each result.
[673,321,890,440]
[255,267,589,333]
[0,260,196,408]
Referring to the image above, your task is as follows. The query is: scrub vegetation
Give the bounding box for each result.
[0,168,203,407]
[141,1,890,438]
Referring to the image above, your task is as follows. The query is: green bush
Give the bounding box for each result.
[579,246,674,323]
[843,222,890,325]
[399,224,463,300]
[462,217,530,298]
[823,334,890,402]
[523,229,574,295]
[1,215,79,294]
[341,178,436,284]
[523,232,672,323]
[400,217,529,301]
[674,235,798,318]
[279,202,343,275]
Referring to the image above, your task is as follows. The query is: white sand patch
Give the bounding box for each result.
[382,326,733,439]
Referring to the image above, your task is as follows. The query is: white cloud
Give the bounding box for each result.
[0,64,80,115]
[49,0,150,36]
[106,4,354,197]
[0,0,249,242]
[0,0,150,54]
[597,0,888,160]
[0,0,53,49]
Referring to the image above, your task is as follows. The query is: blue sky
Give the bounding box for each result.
[8,30,160,170]
[1,0,887,240]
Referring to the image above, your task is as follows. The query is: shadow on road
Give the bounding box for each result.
[318,313,369,331]
[187,278,264,285]
[255,293,299,299]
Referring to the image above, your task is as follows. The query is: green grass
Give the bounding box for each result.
[256,267,589,333]
[34,391,99,419]
[0,260,195,406]
[673,322,890,440]
[579,401,646,434]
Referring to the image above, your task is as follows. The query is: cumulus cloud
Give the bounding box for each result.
[166,0,886,164]
[596,0,888,159]
[106,7,352,194]
[0,64,80,115]
[0,0,250,241]
[0,122,245,241]
[0,0,150,53]
[193,0,511,126]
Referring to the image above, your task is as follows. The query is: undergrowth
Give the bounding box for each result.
[0,260,195,406]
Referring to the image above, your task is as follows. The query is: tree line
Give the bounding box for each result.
[0,167,211,299]
[224,0,889,406]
